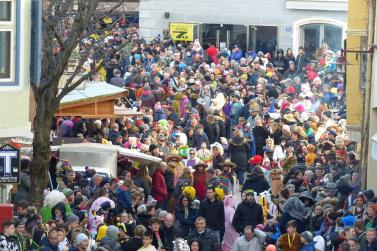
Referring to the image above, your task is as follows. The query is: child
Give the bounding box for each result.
[137,230,157,251]
[277,220,301,251]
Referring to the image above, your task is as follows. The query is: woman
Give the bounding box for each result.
[189,239,201,251]
[253,117,269,156]
[222,195,239,251]
[185,148,199,169]
[193,162,208,201]
[175,195,198,236]
[364,203,377,229]
[229,129,250,186]
[133,165,152,200]
[285,48,295,64]
[211,142,225,170]
[186,128,196,149]
[218,159,236,195]
[350,194,366,219]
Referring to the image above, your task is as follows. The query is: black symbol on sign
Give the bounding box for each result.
[173,31,188,39]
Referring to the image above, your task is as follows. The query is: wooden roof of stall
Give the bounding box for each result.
[56,82,141,118]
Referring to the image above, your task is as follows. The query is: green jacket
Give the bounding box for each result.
[39,203,73,223]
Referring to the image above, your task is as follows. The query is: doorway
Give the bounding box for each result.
[200,24,247,52]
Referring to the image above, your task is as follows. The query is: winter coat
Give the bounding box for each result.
[163,167,175,198]
[151,229,168,250]
[222,196,239,251]
[232,200,264,233]
[133,176,151,199]
[230,230,267,251]
[140,91,156,108]
[242,174,270,194]
[229,137,249,172]
[0,234,20,251]
[279,197,306,234]
[121,237,142,251]
[277,232,301,251]
[252,126,269,156]
[296,53,309,72]
[154,109,166,121]
[162,225,182,251]
[199,198,225,235]
[115,185,132,212]
[193,170,207,201]
[151,169,168,202]
[300,242,316,251]
[187,229,220,251]
[231,49,243,63]
[38,237,59,251]
[212,154,225,170]
[175,205,198,236]
[194,133,210,149]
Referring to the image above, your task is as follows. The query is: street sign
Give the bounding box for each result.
[169,23,194,42]
[0,144,20,183]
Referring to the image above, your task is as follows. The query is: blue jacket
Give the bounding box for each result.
[194,133,209,149]
[300,242,316,251]
[231,49,243,62]
[39,237,58,251]
[115,186,132,212]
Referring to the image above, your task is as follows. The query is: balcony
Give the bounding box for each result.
[286,0,348,11]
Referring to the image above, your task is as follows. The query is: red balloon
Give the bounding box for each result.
[266,245,277,251]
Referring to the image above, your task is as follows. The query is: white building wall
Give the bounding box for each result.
[139,0,347,52]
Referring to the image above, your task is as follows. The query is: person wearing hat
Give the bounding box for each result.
[300,231,316,251]
[229,129,250,187]
[242,167,270,195]
[192,161,208,201]
[69,233,89,251]
[218,159,237,195]
[232,189,264,234]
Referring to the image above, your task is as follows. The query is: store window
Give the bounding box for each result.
[0,0,19,87]
[248,26,277,54]
[301,23,343,59]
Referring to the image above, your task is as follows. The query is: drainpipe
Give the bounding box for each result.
[360,0,375,188]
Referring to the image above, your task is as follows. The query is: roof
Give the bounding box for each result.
[60,82,126,104]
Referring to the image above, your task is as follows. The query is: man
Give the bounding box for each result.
[39,228,59,251]
[187,217,220,251]
[230,93,243,133]
[295,46,308,73]
[231,225,266,251]
[232,190,264,233]
[194,126,209,150]
[161,214,182,251]
[151,162,168,209]
[165,107,180,126]
[0,220,20,251]
[199,186,225,242]
[68,233,89,251]
[110,69,126,88]
[14,220,38,251]
[366,228,377,251]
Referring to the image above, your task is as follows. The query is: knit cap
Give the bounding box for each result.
[75,233,89,244]
[300,231,313,243]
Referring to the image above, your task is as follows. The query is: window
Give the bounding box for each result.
[249,26,278,53]
[0,0,19,87]
[0,31,10,78]
[301,23,342,59]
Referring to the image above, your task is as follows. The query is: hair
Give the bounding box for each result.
[149,217,160,225]
[48,227,59,236]
[354,219,366,231]
[189,238,202,250]
[195,216,206,223]
[134,225,146,237]
[287,220,297,228]
[16,201,28,209]
[143,230,153,239]
[244,225,254,232]
[181,167,193,180]
[2,220,14,230]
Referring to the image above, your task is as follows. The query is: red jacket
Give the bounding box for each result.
[152,169,168,202]
[193,171,207,201]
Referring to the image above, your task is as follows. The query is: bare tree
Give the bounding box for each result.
[30,0,132,206]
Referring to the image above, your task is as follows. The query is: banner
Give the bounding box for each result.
[169,23,194,41]
[0,144,20,184]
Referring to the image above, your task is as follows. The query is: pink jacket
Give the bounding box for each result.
[222,195,239,251]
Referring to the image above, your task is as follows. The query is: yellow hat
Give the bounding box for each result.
[96,225,108,241]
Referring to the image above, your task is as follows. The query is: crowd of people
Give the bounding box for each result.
[1,18,376,251]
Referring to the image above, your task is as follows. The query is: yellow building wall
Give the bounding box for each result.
[0,1,31,137]
[346,0,369,126]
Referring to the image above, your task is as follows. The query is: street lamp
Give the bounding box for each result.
[334,49,351,91]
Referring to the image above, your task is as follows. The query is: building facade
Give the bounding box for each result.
[0,0,32,141]
[139,0,348,55]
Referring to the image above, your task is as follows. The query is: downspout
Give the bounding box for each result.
[360,0,375,188]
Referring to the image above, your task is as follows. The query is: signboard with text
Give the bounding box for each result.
[0,144,20,183]
[169,23,194,41]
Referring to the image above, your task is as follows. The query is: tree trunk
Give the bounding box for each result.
[29,90,56,208]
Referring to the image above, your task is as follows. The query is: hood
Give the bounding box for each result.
[230,136,247,146]
[224,195,236,208]
[283,197,305,220]
[51,202,66,217]
[247,173,264,182]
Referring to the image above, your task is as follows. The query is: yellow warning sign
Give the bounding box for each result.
[169,23,194,42]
